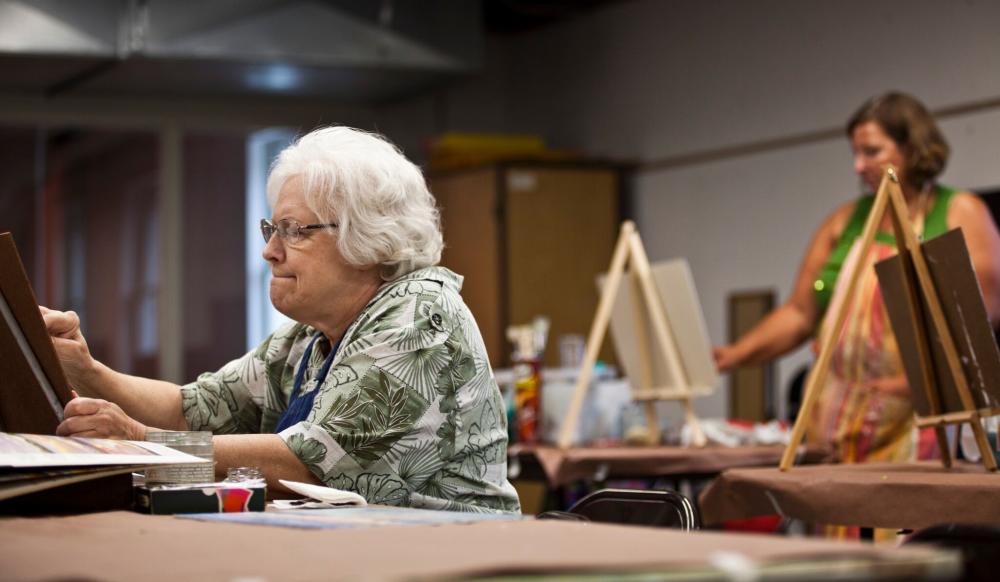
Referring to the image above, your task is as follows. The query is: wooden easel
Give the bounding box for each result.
[557,221,707,450]
[780,167,998,472]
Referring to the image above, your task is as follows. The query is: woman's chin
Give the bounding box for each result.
[269,292,296,317]
[271,303,305,325]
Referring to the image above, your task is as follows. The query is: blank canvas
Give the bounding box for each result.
[601,259,718,396]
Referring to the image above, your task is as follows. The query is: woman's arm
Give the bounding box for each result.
[947,192,1000,325]
[714,202,853,371]
[213,434,321,494]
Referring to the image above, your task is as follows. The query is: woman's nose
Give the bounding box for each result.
[262,235,283,262]
[853,155,866,175]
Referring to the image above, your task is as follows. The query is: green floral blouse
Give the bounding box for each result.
[180,266,521,513]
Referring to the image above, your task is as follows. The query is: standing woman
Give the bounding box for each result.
[715,92,1000,464]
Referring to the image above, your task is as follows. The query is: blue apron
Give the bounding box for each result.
[275,334,339,433]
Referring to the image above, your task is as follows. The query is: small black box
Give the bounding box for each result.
[134,483,266,515]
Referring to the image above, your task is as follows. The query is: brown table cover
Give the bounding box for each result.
[699,461,1000,529]
[0,510,959,581]
[512,444,830,486]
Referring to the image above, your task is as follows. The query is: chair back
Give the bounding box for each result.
[560,488,700,530]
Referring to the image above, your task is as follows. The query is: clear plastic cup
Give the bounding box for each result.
[225,466,264,484]
[144,430,215,485]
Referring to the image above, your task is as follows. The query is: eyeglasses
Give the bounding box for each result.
[260,218,338,244]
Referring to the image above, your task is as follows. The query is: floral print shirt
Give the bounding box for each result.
[180,266,520,513]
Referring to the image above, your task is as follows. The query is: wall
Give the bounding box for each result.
[0,129,38,282]
[181,133,248,382]
[59,132,160,377]
[410,0,1000,420]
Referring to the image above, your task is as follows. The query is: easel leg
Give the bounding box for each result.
[934,426,951,468]
[968,415,998,471]
[683,397,707,447]
[644,402,660,445]
[781,172,895,470]
[781,366,822,470]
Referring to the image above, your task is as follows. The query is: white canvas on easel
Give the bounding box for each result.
[557,221,712,449]
[604,259,718,402]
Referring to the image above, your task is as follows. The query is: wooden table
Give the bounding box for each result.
[699,461,1000,529]
[0,510,960,581]
[510,444,830,486]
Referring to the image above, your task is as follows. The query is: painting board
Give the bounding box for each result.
[602,259,718,396]
[875,228,1000,415]
[0,232,73,434]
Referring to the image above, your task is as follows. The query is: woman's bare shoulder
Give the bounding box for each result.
[948,190,990,217]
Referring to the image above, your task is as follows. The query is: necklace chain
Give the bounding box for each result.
[910,186,931,238]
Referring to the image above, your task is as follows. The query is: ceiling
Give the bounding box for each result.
[484,0,619,34]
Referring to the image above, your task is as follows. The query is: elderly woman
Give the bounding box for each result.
[44,126,521,513]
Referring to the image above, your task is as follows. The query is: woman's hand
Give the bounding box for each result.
[40,306,99,390]
[713,345,742,372]
[56,396,148,440]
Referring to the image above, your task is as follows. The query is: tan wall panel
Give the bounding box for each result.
[430,168,504,366]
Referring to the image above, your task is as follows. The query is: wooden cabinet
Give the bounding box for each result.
[429,162,624,368]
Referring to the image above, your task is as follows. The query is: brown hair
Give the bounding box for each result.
[846,91,950,186]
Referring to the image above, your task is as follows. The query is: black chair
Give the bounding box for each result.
[905,523,1000,582]
[538,488,701,530]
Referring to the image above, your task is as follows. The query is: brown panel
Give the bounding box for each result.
[0,232,73,434]
[875,251,943,415]
[429,168,504,366]
[728,290,775,421]
[504,167,619,367]
[876,228,1000,414]
[921,229,1000,409]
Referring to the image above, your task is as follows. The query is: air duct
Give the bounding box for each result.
[0,0,483,101]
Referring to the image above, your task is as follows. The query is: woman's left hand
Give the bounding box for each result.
[56,396,148,440]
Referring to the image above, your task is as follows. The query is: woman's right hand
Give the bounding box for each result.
[40,306,98,390]
[713,345,742,373]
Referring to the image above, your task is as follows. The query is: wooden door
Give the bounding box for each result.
[504,166,619,367]
[728,290,775,420]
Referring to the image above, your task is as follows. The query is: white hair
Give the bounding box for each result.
[266,126,443,280]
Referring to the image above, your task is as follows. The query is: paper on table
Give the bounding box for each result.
[275,479,367,508]
[0,432,206,468]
